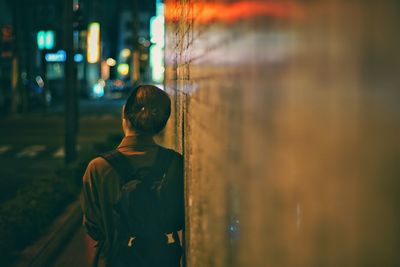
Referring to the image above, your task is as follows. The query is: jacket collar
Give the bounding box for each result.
[117,135,156,149]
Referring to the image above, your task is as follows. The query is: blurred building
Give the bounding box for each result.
[0,0,156,112]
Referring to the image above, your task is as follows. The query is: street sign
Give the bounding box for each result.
[45,50,66,62]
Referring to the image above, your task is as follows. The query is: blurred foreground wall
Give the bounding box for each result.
[163,1,400,266]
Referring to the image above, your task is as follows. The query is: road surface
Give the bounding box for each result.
[0,98,123,203]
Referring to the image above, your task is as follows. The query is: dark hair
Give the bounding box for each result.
[124,85,171,135]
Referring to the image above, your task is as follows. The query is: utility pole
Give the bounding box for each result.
[10,0,22,113]
[132,0,140,83]
[64,0,78,163]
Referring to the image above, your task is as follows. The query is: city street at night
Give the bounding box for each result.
[0,98,122,203]
[2,0,400,266]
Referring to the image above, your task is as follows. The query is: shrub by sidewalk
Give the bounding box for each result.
[0,175,79,266]
[0,133,122,267]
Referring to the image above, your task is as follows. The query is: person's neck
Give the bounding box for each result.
[124,131,153,140]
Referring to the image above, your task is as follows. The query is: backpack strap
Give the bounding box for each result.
[99,147,174,183]
[99,150,137,183]
[144,147,174,181]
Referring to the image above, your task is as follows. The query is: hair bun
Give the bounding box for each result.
[124,85,171,135]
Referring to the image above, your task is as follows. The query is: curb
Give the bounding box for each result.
[15,200,82,267]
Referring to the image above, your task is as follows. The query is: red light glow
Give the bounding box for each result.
[165,1,304,23]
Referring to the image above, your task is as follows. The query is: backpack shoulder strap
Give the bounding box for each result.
[145,147,174,180]
[100,147,175,183]
[99,150,137,184]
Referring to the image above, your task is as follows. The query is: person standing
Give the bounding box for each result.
[81,85,184,267]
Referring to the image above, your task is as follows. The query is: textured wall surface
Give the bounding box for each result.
[163,1,400,266]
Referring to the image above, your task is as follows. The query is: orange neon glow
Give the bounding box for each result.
[165,1,304,23]
[1,25,13,41]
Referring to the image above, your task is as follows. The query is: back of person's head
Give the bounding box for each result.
[124,85,171,135]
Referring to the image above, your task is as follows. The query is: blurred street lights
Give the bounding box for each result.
[87,22,100,64]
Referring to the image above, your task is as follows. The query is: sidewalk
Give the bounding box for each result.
[15,201,96,267]
[49,224,96,267]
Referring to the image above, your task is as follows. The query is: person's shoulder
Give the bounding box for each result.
[86,154,113,173]
[159,146,183,177]
[83,153,117,184]
[161,146,182,160]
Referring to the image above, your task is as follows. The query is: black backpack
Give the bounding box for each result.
[99,147,182,267]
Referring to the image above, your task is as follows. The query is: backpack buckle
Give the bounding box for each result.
[166,233,175,244]
[127,236,136,247]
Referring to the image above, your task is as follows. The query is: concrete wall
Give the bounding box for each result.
[163,1,400,266]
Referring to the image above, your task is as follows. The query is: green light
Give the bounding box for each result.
[150,7,165,82]
[37,31,55,50]
[45,31,55,50]
[150,15,164,46]
[37,31,45,50]
[117,64,129,76]
[150,44,164,82]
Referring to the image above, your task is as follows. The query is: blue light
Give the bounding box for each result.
[45,51,84,63]
[74,53,83,62]
[45,50,66,62]
[92,80,105,98]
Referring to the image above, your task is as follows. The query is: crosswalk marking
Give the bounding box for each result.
[53,145,81,158]
[0,145,12,154]
[81,114,119,121]
[53,147,65,158]
[16,145,47,158]
[0,144,83,159]
[101,114,117,120]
